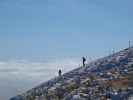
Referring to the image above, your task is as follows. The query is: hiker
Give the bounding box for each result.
[82,56,86,67]
[58,69,62,76]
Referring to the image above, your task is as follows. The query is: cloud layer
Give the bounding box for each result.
[0,58,80,100]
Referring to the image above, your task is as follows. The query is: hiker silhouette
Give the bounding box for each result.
[82,57,86,67]
[58,69,62,76]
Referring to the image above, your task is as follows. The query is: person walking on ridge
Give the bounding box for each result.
[58,69,62,77]
[82,56,86,67]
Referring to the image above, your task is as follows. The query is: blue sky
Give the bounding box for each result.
[0,0,133,60]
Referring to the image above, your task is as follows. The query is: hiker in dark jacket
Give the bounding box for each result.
[82,56,86,67]
[58,69,62,76]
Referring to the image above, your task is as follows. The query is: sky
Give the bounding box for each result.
[0,0,133,60]
[0,1,133,99]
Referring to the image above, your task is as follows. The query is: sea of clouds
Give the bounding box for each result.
[0,57,81,100]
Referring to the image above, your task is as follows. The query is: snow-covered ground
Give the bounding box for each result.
[10,47,133,100]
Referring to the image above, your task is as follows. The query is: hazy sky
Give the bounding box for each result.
[0,0,133,60]
[0,1,133,99]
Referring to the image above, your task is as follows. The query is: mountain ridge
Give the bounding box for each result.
[10,47,133,100]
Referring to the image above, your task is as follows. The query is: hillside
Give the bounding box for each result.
[10,47,133,100]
